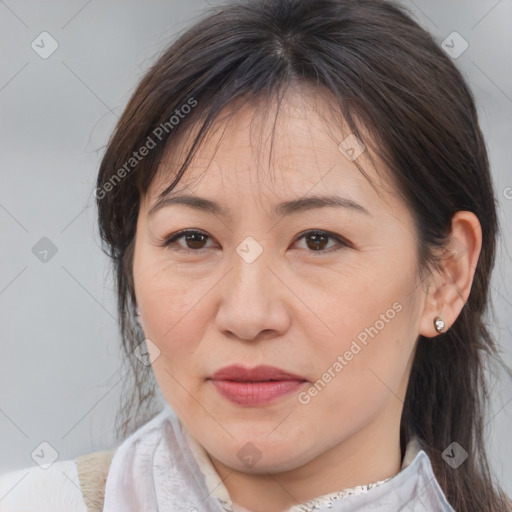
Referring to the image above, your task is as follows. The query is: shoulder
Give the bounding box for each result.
[0,450,115,512]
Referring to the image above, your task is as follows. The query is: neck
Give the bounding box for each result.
[209,418,403,512]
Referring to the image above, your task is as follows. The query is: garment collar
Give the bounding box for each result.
[181,421,423,512]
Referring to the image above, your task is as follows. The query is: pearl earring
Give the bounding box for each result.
[433,316,445,333]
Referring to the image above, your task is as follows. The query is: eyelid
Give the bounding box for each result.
[161,229,352,254]
[294,229,352,250]
[162,229,216,251]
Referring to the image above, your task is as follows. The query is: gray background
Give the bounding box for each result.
[1,0,511,496]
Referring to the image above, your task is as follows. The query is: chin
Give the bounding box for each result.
[207,434,317,474]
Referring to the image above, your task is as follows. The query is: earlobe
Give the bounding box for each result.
[419,211,482,338]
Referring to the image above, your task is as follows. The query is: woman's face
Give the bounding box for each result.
[133,91,430,475]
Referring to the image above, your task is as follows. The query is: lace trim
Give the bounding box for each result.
[214,476,391,512]
[289,478,391,511]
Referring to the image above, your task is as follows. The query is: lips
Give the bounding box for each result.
[210,364,306,382]
[208,365,307,406]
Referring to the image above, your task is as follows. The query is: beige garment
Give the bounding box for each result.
[74,450,116,512]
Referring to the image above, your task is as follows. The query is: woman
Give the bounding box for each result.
[1,0,510,510]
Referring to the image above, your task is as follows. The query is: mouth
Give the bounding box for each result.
[207,365,308,406]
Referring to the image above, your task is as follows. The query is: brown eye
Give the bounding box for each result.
[183,232,208,249]
[163,230,214,252]
[305,232,330,251]
[294,230,350,254]
[162,229,350,255]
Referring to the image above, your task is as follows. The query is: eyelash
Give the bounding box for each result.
[161,229,351,255]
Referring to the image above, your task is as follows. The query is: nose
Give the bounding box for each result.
[214,246,291,342]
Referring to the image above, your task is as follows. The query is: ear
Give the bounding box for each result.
[418,211,482,338]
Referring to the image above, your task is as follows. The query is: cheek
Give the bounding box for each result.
[304,278,418,416]
[142,282,205,350]
[134,255,217,365]
[134,244,188,317]
[136,265,213,413]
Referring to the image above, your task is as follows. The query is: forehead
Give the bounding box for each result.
[145,89,395,211]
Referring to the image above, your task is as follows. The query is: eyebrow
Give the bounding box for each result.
[148,193,372,218]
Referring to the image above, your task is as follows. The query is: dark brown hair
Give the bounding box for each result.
[96,0,511,509]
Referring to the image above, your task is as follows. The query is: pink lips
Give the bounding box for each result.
[208,365,307,406]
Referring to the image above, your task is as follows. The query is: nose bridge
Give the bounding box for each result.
[229,234,270,296]
[213,233,290,340]
[235,234,266,266]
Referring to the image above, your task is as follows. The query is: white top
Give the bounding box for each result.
[0,459,87,512]
[0,403,455,511]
